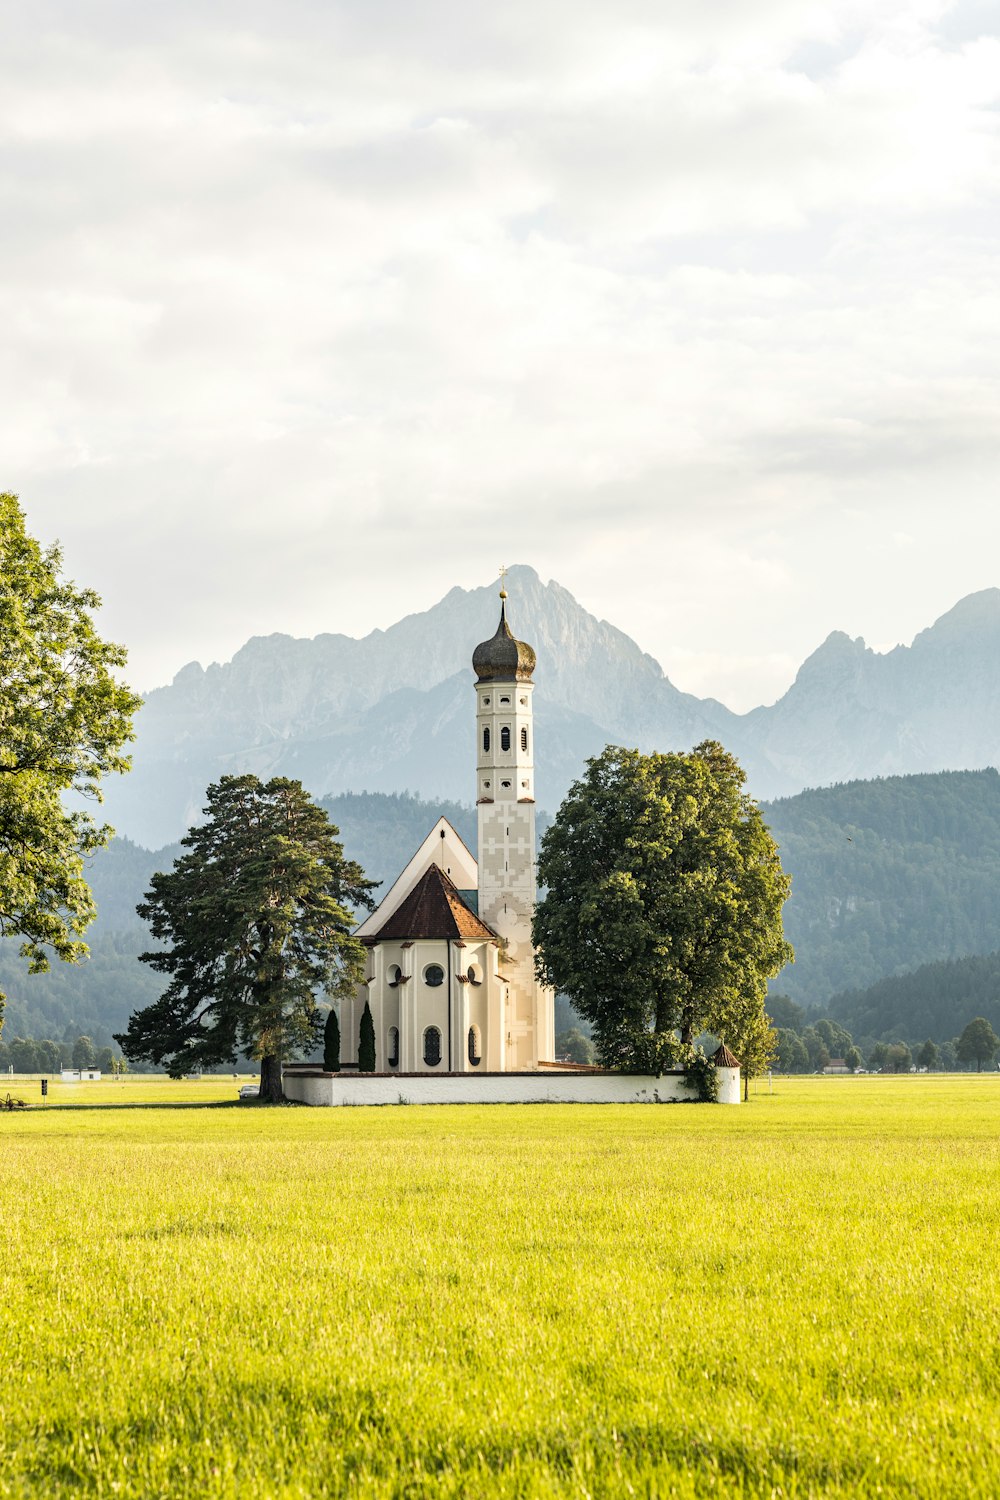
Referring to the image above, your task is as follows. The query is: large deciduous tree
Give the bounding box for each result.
[0,494,140,1039]
[956,1016,1000,1073]
[115,776,376,1101]
[532,742,793,1074]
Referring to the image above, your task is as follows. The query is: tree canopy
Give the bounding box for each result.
[532,742,792,1073]
[115,776,376,1100]
[0,494,140,1037]
[955,1016,1000,1072]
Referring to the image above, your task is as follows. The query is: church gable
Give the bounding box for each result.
[355,817,477,939]
[364,864,497,944]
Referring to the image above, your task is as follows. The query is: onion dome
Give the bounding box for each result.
[472,590,536,683]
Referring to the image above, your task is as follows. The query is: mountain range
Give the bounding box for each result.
[101,566,1000,848]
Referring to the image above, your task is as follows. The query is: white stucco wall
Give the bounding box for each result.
[283,1066,741,1106]
[345,935,508,1073]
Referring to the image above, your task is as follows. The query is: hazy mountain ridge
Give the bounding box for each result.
[743,591,1000,791]
[104,567,734,846]
[100,568,1000,848]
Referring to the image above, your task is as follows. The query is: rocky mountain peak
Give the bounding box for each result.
[99,576,1000,847]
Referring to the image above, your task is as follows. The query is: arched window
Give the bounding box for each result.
[423,1026,442,1067]
[483,727,490,752]
[386,964,401,987]
[388,1027,399,1068]
[467,963,481,985]
[500,726,511,752]
[424,964,445,987]
[500,695,510,705]
[468,1026,482,1067]
[520,727,528,753]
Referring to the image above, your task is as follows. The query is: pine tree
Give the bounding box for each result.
[116,775,375,1101]
[359,1001,376,1072]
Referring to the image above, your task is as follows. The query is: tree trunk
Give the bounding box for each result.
[744,1071,750,1102]
[259,1053,284,1102]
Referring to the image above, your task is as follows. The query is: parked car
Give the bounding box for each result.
[238,1083,259,1100]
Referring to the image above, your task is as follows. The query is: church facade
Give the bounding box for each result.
[338,588,555,1073]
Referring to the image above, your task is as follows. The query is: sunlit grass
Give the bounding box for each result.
[2,1072,254,1108]
[2,1076,998,1497]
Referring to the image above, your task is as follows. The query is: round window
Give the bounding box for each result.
[424,964,445,987]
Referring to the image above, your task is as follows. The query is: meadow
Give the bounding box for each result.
[1,1075,998,1498]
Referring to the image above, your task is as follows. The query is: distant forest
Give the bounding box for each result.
[825,951,1000,1043]
[762,768,1000,1006]
[4,771,1000,1050]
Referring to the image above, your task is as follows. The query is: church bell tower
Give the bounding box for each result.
[472,578,553,1069]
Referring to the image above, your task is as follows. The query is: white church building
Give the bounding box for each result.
[283,585,741,1105]
[338,585,555,1075]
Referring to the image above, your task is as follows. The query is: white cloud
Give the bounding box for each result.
[2,0,999,707]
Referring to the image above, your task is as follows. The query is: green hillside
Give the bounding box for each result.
[825,951,1000,1043]
[762,768,1000,1005]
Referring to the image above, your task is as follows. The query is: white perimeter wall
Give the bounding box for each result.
[283,1068,741,1106]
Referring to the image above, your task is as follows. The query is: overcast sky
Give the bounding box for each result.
[3,0,998,710]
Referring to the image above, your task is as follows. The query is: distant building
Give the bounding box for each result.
[60,1068,101,1082]
[823,1058,849,1074]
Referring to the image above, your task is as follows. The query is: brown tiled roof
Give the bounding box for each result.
[366,864,498,943]
[712,1043,741,1068]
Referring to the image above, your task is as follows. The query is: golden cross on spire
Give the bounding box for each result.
[498,563,508,599]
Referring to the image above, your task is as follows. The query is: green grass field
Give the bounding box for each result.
[2,1075,998,1498]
